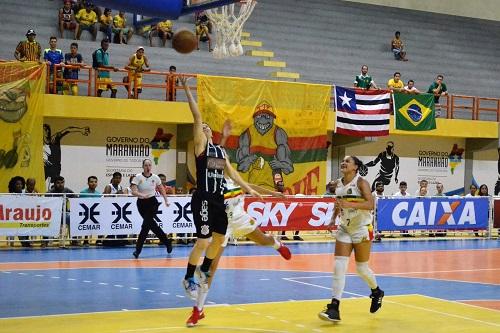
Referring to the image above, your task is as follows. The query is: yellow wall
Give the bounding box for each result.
[342,0,500,21]
[43,95,498,139]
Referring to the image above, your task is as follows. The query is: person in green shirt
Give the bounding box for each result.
[427,74,448,103]
[354,65,378,90]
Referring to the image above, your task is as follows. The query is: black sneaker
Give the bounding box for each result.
[133,251,139,259]
[318,300,340,322]
[166,239,173,254]
[370,287,384,313]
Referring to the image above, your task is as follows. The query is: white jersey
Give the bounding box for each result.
[107,183,122,194]
[132,173,161,199]
[222,178,256,242]
[335,175,372,229]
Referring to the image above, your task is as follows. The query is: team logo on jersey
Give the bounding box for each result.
[200,224,210,235]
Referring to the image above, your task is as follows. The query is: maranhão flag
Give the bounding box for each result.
[394,93,436,131]
[334,86,391,137]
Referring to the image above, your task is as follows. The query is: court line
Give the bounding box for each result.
[283,278,500,326]
[120,326,291,333]
[421,294,500,313]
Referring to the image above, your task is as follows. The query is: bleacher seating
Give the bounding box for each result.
[0,0,499,119]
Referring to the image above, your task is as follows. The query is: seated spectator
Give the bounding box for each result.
[24,178,38,194]
[195,11,212,33]
[15,29,41,62]
[44,37,64,94]
[113,11,133,44]
[47,176,74,247]
[465,184,477,197]
[391,31,408,61]
[414,179,429,196]
[124,46,151,99]
[354,65,378,90]
[418,186,428,197]
[158,173,174,194]
[196,14,212,51]
[94,38,118,98]
[63,42,84,96]
[99,8,113,42]
[59,0,78,39]
[167,65,178,101]
[387,72,404,93]
[403,79,420,94]
[75,2,97,41]
[80,176,101,197]
[154,19,174,47]
[427,74,448,117]
[103,172,123,194]
[393,181,408,196]
[8,176,31,247]
[324,180,337,196]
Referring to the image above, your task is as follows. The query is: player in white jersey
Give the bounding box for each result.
[318,155,384,323]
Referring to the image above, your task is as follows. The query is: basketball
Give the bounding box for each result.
[172,29,197,54]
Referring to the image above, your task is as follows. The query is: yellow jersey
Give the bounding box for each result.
[113,14,126,28]
[100,14,113,25]
[158,20,173,31]
[387,78,404,90]
[129,54,145,72]
[76,9,97,25]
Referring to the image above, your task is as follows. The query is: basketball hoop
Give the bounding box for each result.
[205,0,256,59]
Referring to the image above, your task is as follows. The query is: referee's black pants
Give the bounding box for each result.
[135,197,170,253]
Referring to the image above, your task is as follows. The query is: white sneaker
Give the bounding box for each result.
[195,267,211,292]
[182,278,199,300]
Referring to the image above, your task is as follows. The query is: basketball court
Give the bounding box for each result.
[1,239,499,332]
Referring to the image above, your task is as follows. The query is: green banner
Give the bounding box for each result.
[394,93,436,131]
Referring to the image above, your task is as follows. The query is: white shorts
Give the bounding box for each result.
[336,224,373,244]
[222,206,258,247]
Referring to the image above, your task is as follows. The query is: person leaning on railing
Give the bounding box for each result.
[94,38,118,98]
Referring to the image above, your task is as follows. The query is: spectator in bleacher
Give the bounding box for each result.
[95,38,118,98]
[158,173,174,194]
[403,80,420,94]
[391,31,408,61]
[414,179,429,196]
[44,37,64,94]
[80,176,101,197]
[465,184,478,197]
[393,181,408,196]
[15,29,42,62]
[24,178,38,194]
[59,0,78,39]
[124,46,151,99]
[387,72,404,93]
[113,11,133,44]
[479,184,489,197]
[427,74,448,116]
[354,65,378,90]
[103,172,123,195]
[47,176,74,247]
[155,19,174,47]
[8,176,32,247]
[99,8,113,43]
[63,42,84,96]
[167,65,178,101]
[196,14,213,52]
[75,2,97,41]
[195,11,212,34]
[418,186,428,197]
[435,182,445,196]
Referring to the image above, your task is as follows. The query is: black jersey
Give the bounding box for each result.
[196,141,226,195]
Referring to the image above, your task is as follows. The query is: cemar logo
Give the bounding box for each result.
[400,99,431,126]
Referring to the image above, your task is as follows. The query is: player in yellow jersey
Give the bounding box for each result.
[124,46,150,99]
[318,155,384,322]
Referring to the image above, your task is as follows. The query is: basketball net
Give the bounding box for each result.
[205,0,256,59]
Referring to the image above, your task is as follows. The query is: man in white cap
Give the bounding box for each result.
[124,46,150,98]
[15,29,42,62]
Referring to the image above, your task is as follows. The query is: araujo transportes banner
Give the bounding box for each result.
[376,197,490,231]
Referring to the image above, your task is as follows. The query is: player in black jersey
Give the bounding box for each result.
[180,77,261,301]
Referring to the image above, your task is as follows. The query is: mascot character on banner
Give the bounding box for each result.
[197,75,330,194]
[0,61,46,192]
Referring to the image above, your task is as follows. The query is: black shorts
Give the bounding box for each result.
[191,190,228,239]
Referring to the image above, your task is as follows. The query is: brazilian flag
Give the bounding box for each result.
[394,93,436,131]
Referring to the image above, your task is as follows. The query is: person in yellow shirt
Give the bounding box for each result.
[124,46,150,99]
[75,3,97,41]
[155,19,173,47]
[99,8,113,42]
[387,72,404,93]
[195,14,212,52]
[113,11,133,44]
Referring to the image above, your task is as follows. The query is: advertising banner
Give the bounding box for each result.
[0,195,63,236]
[69,196,194,236]
[244,196,336,231]
[494,199,500,228]
[376,197,490,231]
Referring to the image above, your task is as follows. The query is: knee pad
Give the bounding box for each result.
[334,256,349,275]
[356,261,372,277]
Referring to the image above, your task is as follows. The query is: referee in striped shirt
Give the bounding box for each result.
[15,29,42,62]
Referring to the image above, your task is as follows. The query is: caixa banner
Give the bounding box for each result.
[69,196,195,236]
[244,196,336,231]
[0,195,63,237]
[376,197,490,231]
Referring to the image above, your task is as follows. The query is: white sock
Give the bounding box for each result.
[356,261,377,289]
[272,237,280,250]
[332,256,349,300]
[196,288,209,311]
